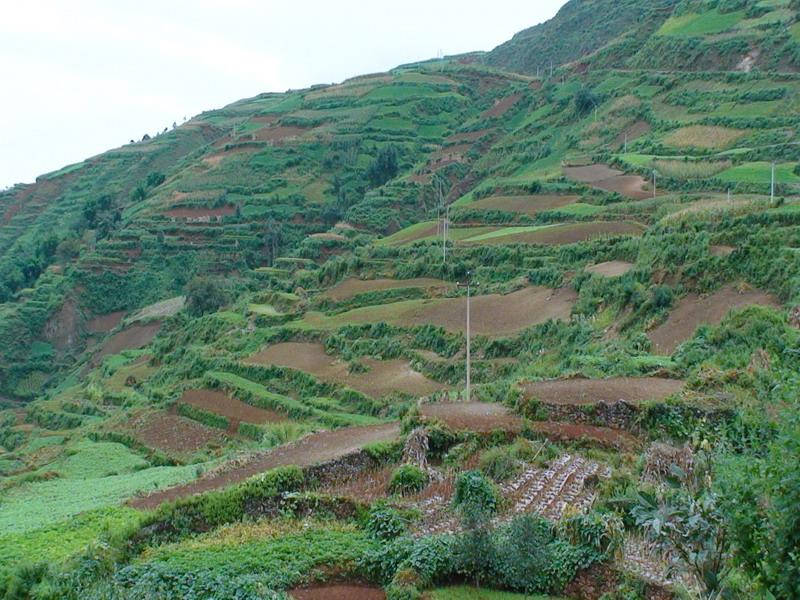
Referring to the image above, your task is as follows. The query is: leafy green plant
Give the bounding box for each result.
[389,465,428,496]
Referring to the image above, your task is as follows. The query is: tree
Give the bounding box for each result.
[452,471,499,586]
[574,86,599,115]
[366,145,400,187]
[184,277,229,317]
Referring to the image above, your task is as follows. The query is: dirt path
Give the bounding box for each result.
[523,377,683,405]
[129,423,400,510]
[648,284,780,354]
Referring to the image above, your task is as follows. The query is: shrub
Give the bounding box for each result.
[478,446,520,482]
[366,502,408,540]
[453,471,499,515]
[389,465,428,496]
[184,277,229,317]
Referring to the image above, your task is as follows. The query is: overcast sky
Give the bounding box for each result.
[0,0,566,188]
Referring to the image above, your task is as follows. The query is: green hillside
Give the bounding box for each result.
[1,0,799,598]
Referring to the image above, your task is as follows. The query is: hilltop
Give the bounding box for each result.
[1,1,799,599]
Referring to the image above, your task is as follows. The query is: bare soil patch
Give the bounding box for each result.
[290,585,385,600]
[614,120,651,146]
[254,125,309,143]
[531,422,639,451]
[247,343,445,398]
[586,261,635,277]
[180,389,286,433]
[468,194,580,216]
[446,129,493,143]
[126,411,226,457]
[323,277,451,302]
[130,423,400,509]
[564,164,650,199]
[523,377,683,405]
[482,93,522,118]
[419,402,523,433]
[92,323,161,366]
[648,284,780,355]
[402,286,576,336]
[469,222,646,246]
[710,245,735,257]
[163,206,235,220]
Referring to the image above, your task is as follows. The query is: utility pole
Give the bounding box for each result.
[771,161,776,202]
[624,133,628,154]
[457,271,474,403]
[727,188,731,203]
[442,204,449,263]
[652,170,657,199]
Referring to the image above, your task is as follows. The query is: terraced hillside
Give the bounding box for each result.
[1,0,800,599]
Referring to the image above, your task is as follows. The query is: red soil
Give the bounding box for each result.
[522,377,684,405]
[254,125,309,143]
[614,120,652,147]
[127,411,226,456]
[531,422,639,451]
[419,402,524,433]
[91,322,161,366]
[180,389,286,434]
[290,585,386,600]
[163,206,235,219]
[129,423,400,509]
[482,93,522,118]
[247,342,446,398]
[467,194,580,216]
[323,277,451,301]
[85,311,126,334]
[467,222,646,246]
[563,164,650,199]
[648,284,780,355]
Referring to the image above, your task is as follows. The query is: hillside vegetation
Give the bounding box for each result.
[1,0,799,599]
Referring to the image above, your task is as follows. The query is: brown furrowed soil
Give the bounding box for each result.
[401,286,576,335]
[482,93,522,118]
[564,164,650,199]
[163,206,235,219]
[301,286,577,336]
[180,389,286,433]
[467,194,580,216]
[467,222,646,246]
[246,342,446,398]
[290,585,386,600]
[648,284,781,354]
[531,422,639,451]
[85,311,126,333]
[323,277,451,301]
[129,423,400,509]
[585,261,635,277]
[91,323,161,365]
[419,402,524,432]
[613,120,651,146]
[126,411,226,457]
[522,377,683,405]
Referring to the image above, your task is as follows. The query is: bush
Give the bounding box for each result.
[366,502,408,540]
[184,277,229,317]
[478,446,520,482]
[453,471,499,515]
[389,465,428,496]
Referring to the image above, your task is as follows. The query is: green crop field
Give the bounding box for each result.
[657,9,746,36]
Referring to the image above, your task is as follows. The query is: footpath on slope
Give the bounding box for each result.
[130,423,400,510]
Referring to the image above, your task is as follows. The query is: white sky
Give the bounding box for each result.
[0,0,566,188]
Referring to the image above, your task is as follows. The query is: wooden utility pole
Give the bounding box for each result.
[457,271,475,402]
[771,162,776,202]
